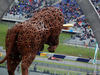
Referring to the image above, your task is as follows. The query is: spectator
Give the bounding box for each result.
[34,64,37,72]
[86,72,89,75]
[19,14,22,19]
[67,0,69,3]
[78,73,81,75]
[47,70,49,74]
[43,70,46,73]
[17,65,20,74]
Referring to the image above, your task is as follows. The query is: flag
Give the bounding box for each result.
[93,42,98,64]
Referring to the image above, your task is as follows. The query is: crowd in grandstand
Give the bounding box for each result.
[7,0,56,18]
[59,0,83,23]
[6,0,100,21]
[64,0,100,47]
[92,0,100,15]
[74,17,94,39]
[8,0,42,18]
[91,0,99,4]
[6,0,84,20]
[72,16,96,46]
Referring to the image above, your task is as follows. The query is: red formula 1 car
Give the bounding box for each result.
[48,56,62,61]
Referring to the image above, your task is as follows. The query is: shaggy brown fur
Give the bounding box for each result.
[0,7,64,75]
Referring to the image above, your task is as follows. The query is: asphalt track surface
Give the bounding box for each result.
[0,50,100,69]
[35,57,100,69]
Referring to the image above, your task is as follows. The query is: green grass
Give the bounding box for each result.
[59,32,73,43]
[0,63,6,67]
[0,21,14,49]
[0,22,8,49]
[43,44,100,59]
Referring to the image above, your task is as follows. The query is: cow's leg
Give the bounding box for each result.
[21,49,37,75]
[47,34,59,52]
[20,30,41,75]
[7,53,21,75]
[47,27,61,52]
[39,45,44,51]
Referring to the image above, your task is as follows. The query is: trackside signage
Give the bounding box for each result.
[93,42,98,64]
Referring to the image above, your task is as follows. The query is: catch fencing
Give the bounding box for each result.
[32,61,97,74]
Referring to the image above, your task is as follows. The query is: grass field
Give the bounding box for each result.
[0,22,8,49]
[0,21,100,59]
[43,44,100,59]
[0,21,15,49]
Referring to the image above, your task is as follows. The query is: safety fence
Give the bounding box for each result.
[32,61,98,74]
[0,62,85,75]
[0,61,99,75]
